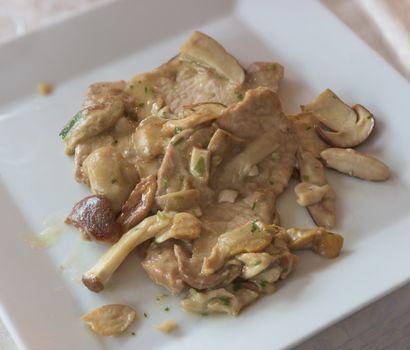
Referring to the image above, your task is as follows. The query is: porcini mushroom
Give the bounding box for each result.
[316,104,375,147]
[180,31,245,85]
[320,148,390,181]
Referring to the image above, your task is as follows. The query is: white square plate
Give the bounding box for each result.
[1,0,410,349]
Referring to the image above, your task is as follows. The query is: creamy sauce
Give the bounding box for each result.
[26,216,63,249]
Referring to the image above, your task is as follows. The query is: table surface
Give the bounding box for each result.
[0,0,409,349]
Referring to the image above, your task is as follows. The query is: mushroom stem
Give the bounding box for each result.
[82,213,175,292]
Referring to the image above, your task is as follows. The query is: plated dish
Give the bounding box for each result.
[59,32,388,333]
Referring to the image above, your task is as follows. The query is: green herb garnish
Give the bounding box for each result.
[131,332,136,336]
[217,296,231,306]
[111,178,117,184]
[174,127,182,134]
[143,312,148,318]
[59,110,85,139]
[302,175,310,182]
[137,80,142,84]
[269,63,277,71]
[251,202,256,211]
[171,137,184,146]
[194,157,205,177]
[164,307,170,312]
[200,312,209,317]
[163,178,169,189]
[233,281,242,291]
[259,280,268,289]
[254,261,261,266]
[213,155,223,167]
[306,127,311,131]
[144,86,155,94]
[157,210,166,220]
[138,102,145,108]
[251,220,258,233]
[235,92,244,101]
[269,180,275,186]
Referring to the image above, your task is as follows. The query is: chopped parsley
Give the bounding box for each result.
[269,63,277,71]
[213,155,223,167]
[254,261,261,266]
[144,86,155,94]
[269,180,275,186]
[251,219,258,233]
[171,137,184,146]
[143,312,148,318]
[194,157,206,177]
[251,202,256,211]
[259,280,268,289]
[157,210,166,220]
[112,139,118,145]
[138,102,145,108]
[200,312,209,317]
[156,297,160,301]
[131,332,136,336]
[367,114,373,120]
[235,92,244,101]
[164,307,170,312]
[59,110,85,139]
[302,175,310,182]
[282,267,289,274]
[174,127,182,134]
[111,178,117,184]
[217,296,231,306]
[233,281,242,291]
[305,126,311,131]
[163,178,169,189]
[178,175,185,182]
[137,80,142,84]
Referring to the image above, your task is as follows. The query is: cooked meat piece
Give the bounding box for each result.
[217,87,288,140]
[117,175,157,232]
[245,62,284,92]
[289,112,328,158]
[174,245,241,290]
[141,241,187,295]
[181,287,258,316]
[82,81,137,119]
[65,195,121,244]
[297,150,336,229]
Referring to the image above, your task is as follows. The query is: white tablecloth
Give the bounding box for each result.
[0,0,409,349]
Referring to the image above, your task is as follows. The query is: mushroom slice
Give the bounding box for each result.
[174,245,241,290]
[249,265,282,293]
[321,148,390,181]
[155,212,201,243]
[298,150,336,229]
[65,195,121,244]
[180,31,245,85]
[286,227,344,258]
[245,62,284,93]
[81,304,136,337]
[117,175,157,232]
[190,147,211,183]
[301,89,357,132]
[156,189,200,212]
[294,183,335,207]
[201,221,278,276]
[163,103,226,134]
[61,99,124,155]
[82,212,176,292]
[316,104,375,147]
[181,288,258,316]
[236,252,275,279]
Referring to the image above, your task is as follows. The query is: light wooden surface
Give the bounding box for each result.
[0,1,409,349]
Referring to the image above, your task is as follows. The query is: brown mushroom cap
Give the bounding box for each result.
[316,104,375,148]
